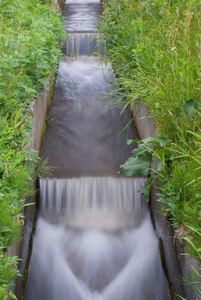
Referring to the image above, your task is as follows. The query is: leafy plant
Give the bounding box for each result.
[0,248,21,299]
[99,1,201,296]
[0,0,65,297]
[119,136,172,202]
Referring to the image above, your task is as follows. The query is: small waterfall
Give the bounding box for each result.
[63,0,102,33]
[23,0,172,298]
[66,33,100,56]
[40,177,148,230]
[24,178,171,300]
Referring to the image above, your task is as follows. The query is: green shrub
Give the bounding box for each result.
[0,0,65,296]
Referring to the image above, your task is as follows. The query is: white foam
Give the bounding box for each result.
[24,216,170,300]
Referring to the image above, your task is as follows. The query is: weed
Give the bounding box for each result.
[0,0,65,296]
[99,0,201,297]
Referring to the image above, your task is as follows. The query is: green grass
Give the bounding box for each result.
[98,0,201,296]
[0,0,65,297]
[99,0,201,130]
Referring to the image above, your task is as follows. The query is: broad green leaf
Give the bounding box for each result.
[131,144,149,156]
[120,151,152,176]
[138,175,156,202]
[0,225,11,232]
[9,291,17,300]
[127,139,140,145]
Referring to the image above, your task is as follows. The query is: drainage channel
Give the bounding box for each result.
[24,0,171,299]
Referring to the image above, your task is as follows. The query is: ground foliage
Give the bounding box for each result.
[0,0,65,297]
[98,0,201,294]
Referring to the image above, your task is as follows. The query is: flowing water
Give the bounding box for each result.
[24,0,171,299]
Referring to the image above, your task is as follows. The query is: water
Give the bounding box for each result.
[39,177,148,229]
[24,216,170,300]
[66,33,100,55]
[25,179,170,300]
[63,0,102,32]
[40,55,137,178]
[24,0,171,299]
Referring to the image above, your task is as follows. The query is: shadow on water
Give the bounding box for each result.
[24,0,171,299]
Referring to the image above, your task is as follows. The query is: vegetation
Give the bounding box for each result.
[0,0,65,297]
[98,0,201,295]
[180,266,201,299]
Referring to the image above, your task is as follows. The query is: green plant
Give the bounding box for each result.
[0,0,65,296]
[99,0,201,137]
[0,248,21,299]
[119,136,172,201]
[120,129,201,247]
[99,0,201,298]
[178,265,201,299]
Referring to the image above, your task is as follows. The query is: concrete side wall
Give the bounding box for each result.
[132,104,198,300]
[7,0,65,296]
[29,87,51,152]
[8,87,52,299]
[7,1,65,298]
[132,103,155,140]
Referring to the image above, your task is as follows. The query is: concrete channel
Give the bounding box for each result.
[9,1,199,300]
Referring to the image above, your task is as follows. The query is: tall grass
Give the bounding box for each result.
[99,0,201,138]
[99,0,201,295]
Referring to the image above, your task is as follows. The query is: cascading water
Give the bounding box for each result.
[24,0,171,299]
[39,177,148,229]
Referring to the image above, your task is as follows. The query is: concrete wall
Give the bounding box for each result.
[7,0,65,297]
[7,86,52,299]
[132,103,199,300]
